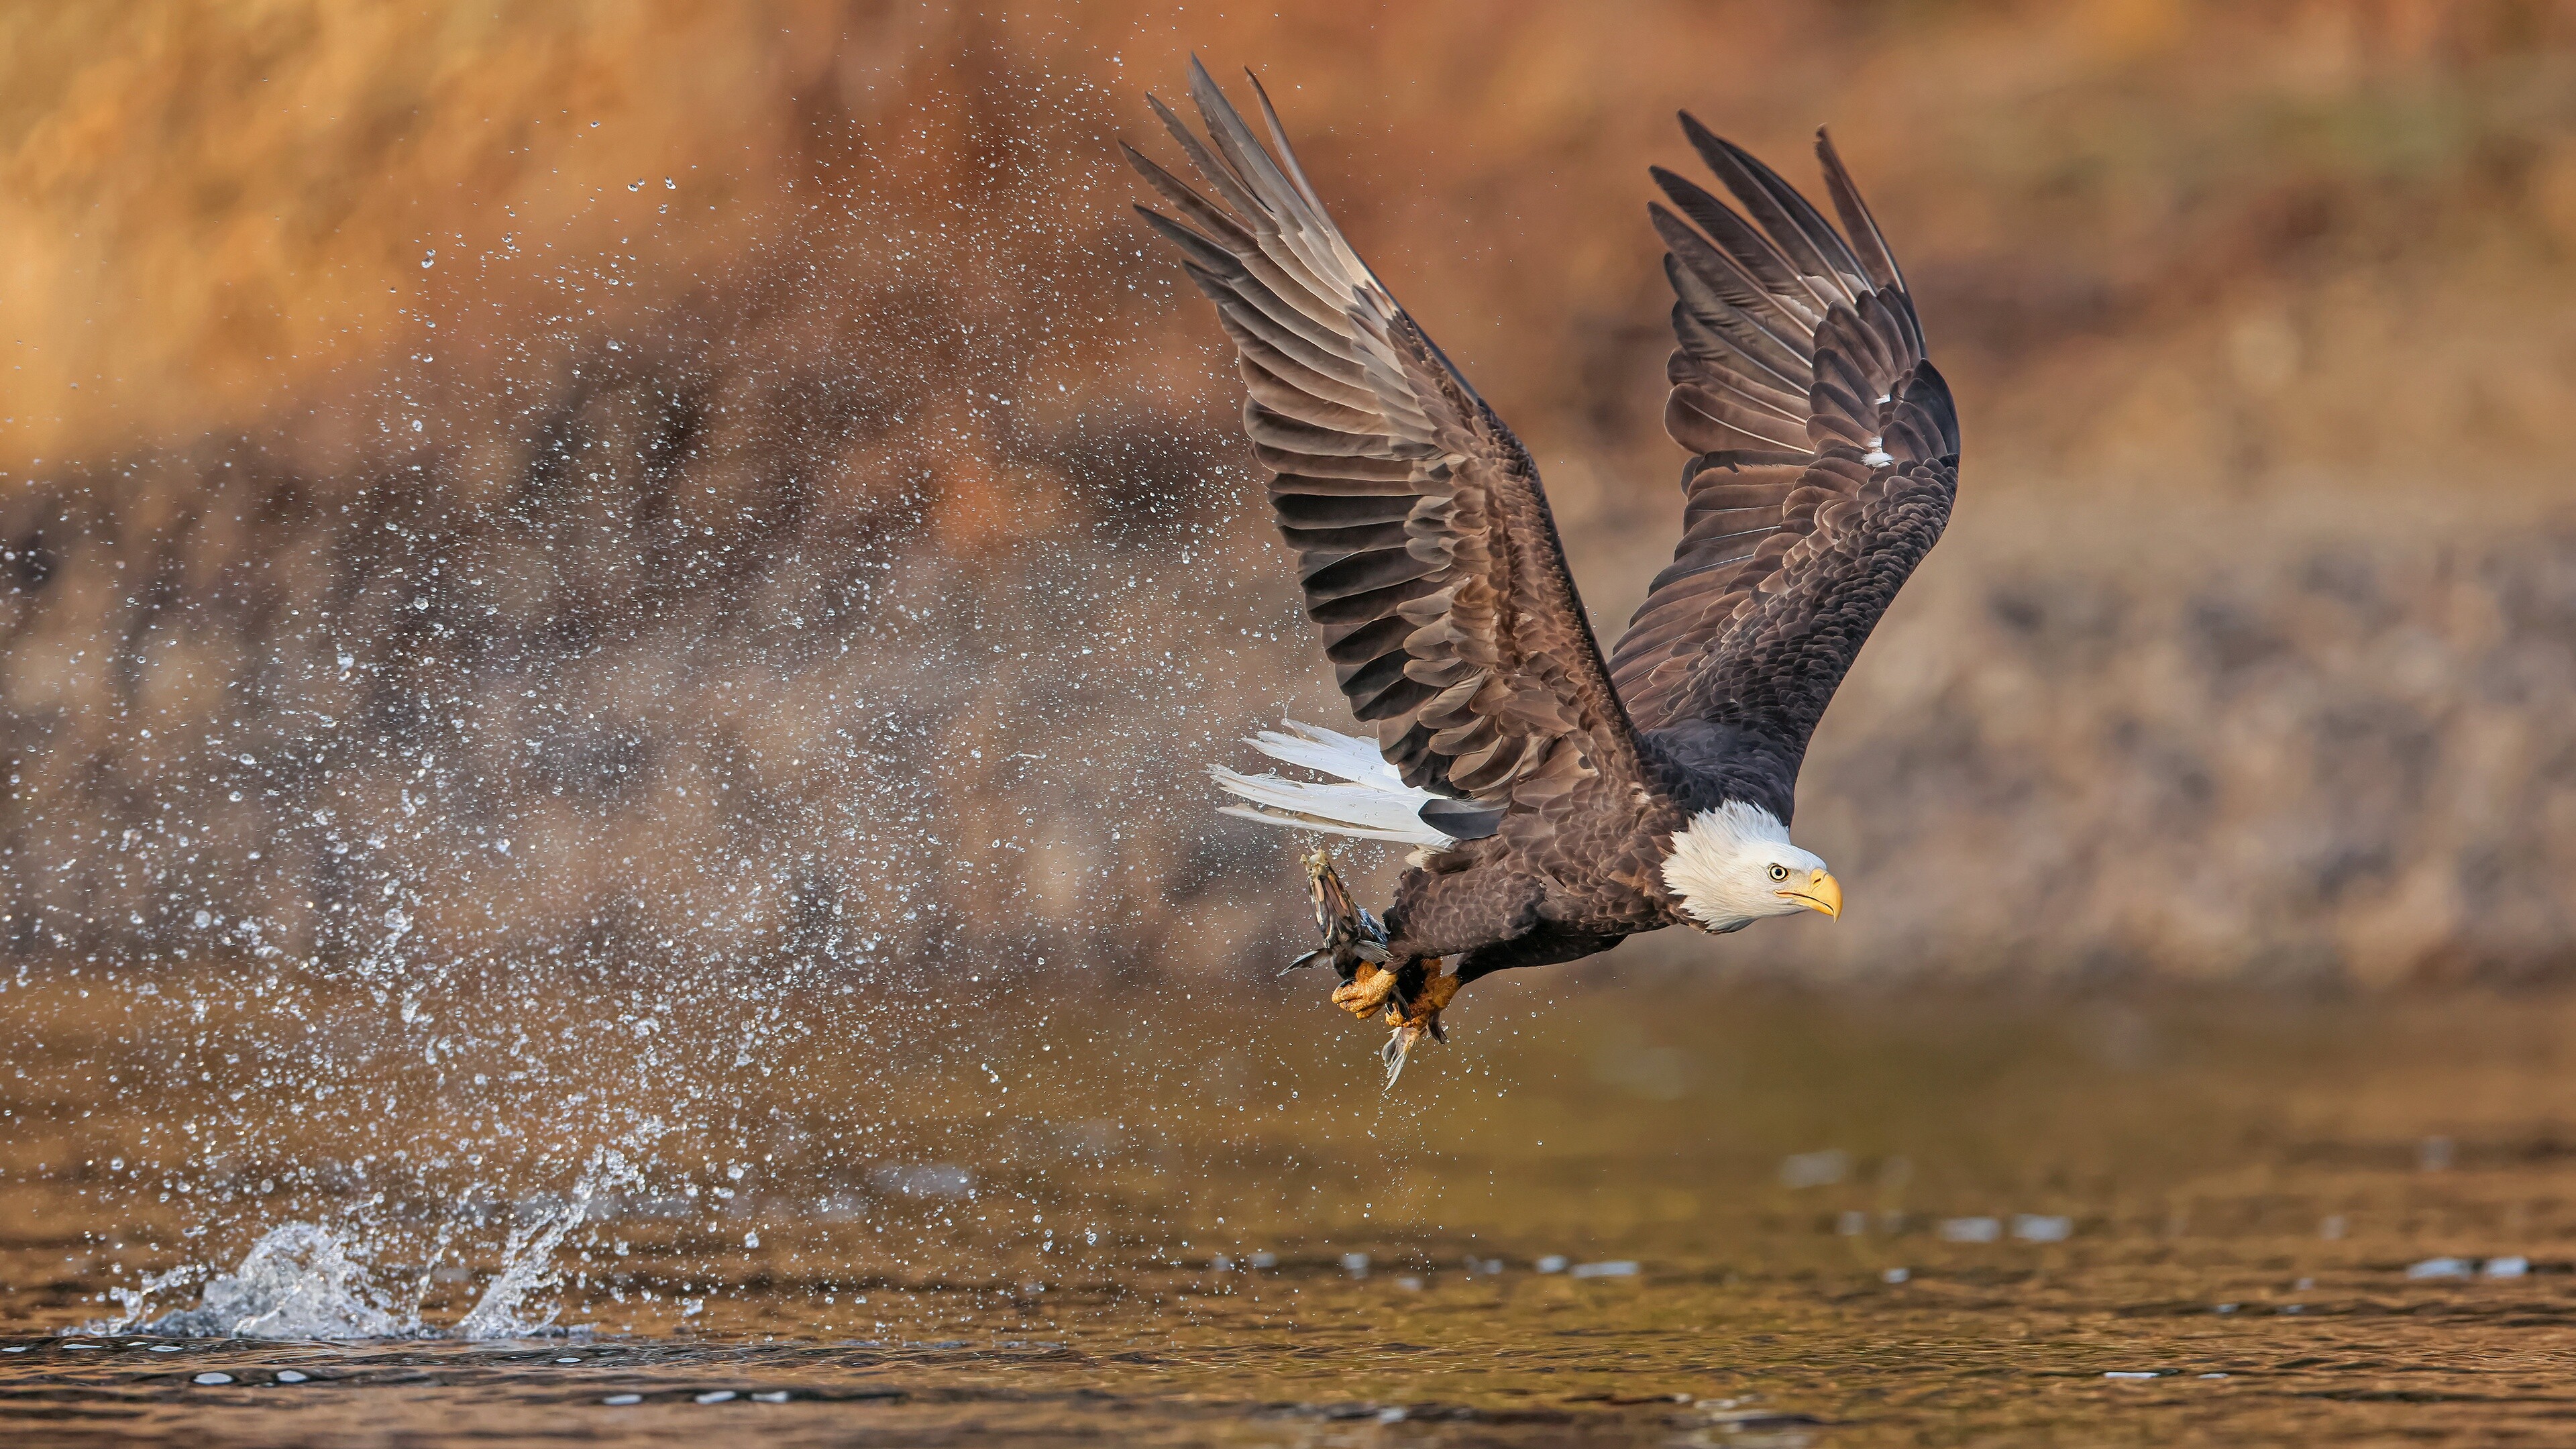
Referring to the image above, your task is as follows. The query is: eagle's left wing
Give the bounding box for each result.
[1128,62,1646,824]
[1608,123,1961,821]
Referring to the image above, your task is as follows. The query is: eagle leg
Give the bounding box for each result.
[1379,967,1461,1091]
[1297,846,1460,1089]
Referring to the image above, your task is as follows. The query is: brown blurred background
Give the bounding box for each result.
[3,0,2574,989]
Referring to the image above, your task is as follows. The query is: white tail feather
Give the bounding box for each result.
[1238,720,1403,786]
[1211,719,1456,848]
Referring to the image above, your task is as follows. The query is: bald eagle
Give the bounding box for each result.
[1128,62,1959,1080]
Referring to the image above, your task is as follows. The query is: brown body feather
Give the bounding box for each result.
[1130,63,1960,981]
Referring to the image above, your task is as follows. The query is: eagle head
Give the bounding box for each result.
[1659,800,1842,934]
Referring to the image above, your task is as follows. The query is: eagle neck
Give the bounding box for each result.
[1635,720,1800,826]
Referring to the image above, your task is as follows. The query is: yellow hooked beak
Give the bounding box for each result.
[1776,869,1842,919]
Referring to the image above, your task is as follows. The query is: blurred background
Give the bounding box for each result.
[5,0,2576,991]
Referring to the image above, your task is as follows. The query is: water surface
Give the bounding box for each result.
[9,979,2576,1444]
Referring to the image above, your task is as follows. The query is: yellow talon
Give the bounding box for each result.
[1332,962,1398,1018]
[1377,962,1462,1089]
[1417,970,1461,1012]
[1383,964,1460,1030]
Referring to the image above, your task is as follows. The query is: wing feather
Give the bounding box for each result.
[1610,123,1961,818]
[1132,60,1646,810]
[1678,115,1870,305]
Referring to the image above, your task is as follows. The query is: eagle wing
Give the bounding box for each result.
[1607,121,1962,819]
[1129,62,1644,822]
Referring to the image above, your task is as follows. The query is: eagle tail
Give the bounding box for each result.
[1210,719,1457,848]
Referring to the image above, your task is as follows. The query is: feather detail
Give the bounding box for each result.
[1212,720,1462,847]
[1130,60,1646,815]
[1611,115,1959,816]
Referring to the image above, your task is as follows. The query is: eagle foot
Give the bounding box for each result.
[1331,961,1400,1018]
[1295,845,1457,1087]
[1373,962,1461,1091]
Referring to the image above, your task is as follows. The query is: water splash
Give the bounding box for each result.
[451,1148,633,1340]
[103,1266,205,1336]
[126,1149,637,1340]
[141,1223,411,1339]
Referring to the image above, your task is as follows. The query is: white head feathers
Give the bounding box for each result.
[1659,801,1833,932]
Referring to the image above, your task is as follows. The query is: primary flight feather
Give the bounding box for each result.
[1127,60,1960,1079]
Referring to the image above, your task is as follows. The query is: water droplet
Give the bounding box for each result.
[193,1371,234,1385]
[602,1393,642,1406]
[275,1370,308,1383]
[694,1389,736,1404]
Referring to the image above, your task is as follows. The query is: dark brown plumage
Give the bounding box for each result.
[1128,60,1959,1059]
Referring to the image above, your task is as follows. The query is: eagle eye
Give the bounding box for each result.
[1767,863,1788,881]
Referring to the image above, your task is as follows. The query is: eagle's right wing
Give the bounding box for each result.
[1129,62,1646,822]
[1607,122,1960,820]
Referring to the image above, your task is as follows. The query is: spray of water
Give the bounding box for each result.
[449,1148,635,1339]
[104,1146,642,1340]
[137,1224,409,1340]
[13,46,1336,1344]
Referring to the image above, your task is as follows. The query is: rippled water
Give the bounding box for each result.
[12,978,2576,1444]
